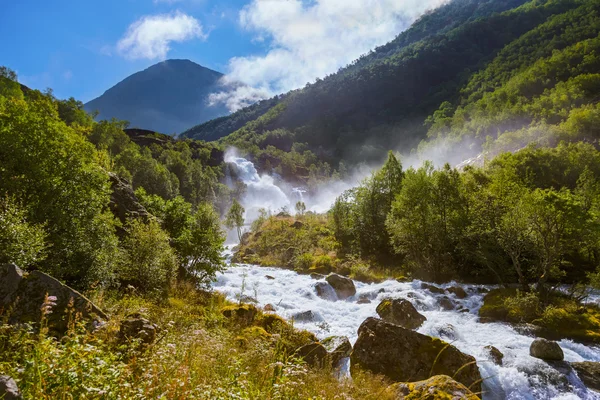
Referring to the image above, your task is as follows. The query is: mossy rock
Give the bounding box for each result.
[376,299,426,330]
[235,326,273,347]
[221,304,257,326]
[255,313,288,333]
[385,375,480,399]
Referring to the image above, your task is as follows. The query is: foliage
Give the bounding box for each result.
[120,219,178,295]
[0,196,47,267]
[225,199,245,242]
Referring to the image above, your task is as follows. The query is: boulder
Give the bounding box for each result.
[421,283,445,294]
[290,221,305,229]
[0,264,23,306]
[434,323,458,341]
[322,335,352,366]
[315,281,336,300]
[265,275,275,280]
[293,310,318,322]
[294,342,329,367]
[310,273,326,280]
[119,315,159,345]
[385,375,480,400]
[264,304,276,312]
[447,286,467,299]
[571,361,600,391]
[376,299,426,330]
[351,318,481,392]
[0,375,22,400]
[221,304,257,326]
[438,296,455,311]
[1,264,107,334]
[484,345,504,366]
[240,232,251,246]
[108,173,150,224]
[530,338,564,361]
[357,294,372,304]
[326,273,356,299]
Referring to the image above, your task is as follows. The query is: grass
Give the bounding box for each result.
[0,283,396,399]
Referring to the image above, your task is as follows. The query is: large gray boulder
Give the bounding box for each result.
[351,318,481,393]
[294,342,329,368]
[0,264,107,334]
[325,273,356,300]
[0,375,22,400]
[530,338,564,361]
[572,362,600,392]
[376,298,426,330]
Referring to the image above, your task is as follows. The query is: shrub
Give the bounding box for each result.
[0,196,46,267]
[502,291,542,322]
[120,219,178,295]
[294,253,314,270]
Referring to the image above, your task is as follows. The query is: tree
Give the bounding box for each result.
[295,201,306,217]
[225,199,245,242]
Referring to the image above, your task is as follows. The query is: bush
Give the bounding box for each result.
[502,291,542,322]
[120,219,178,296]
[0,197,46,267]
[294,253,314,271]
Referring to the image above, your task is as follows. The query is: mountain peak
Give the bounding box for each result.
[84,59,227,134]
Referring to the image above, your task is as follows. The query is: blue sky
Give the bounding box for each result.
[0,0,444,108]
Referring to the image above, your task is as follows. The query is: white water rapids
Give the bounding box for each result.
[214,259,600,399]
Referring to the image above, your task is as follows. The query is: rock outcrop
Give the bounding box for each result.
[447,286,468,299]
[385,375,480,399]
[351,318,481,392]
[421,283,445,294]
[325,274,356,300]
[322,336,352,366]
[0,264,107,334]
[0,376,22,400]
[530,338,564,361]
[376,299,426,330]
[108,173,150,224]
[571,361,600,391]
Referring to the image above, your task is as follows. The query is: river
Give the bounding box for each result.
[214,259,600,399]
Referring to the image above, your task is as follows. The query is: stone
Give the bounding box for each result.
[310,273,326,280]
[351,318,481,392]
[530,338,564,361]
[376,299,427,330]
[571,361,600,392]
[0,375,22,400]
[447,286,468,299]
[1,265,107,334]
[119,315,159,345]
[439,296,455,311]
[290,221,305,229]
[434,323,458,341]
[484,345,504,366]
[325,273,356,300]
[294,342,329,367]
[293,310,318,322]
[321,335,352,367]
[0,264,23,306]
[421,283,445,294]
[239,295,258,304]
[315,282,336,300]
[264,304,276,312]
[357,294,372,304]
[240,232,251,246]
[221,304,257,326]
[265,275,275,280]
[385,375,480,400]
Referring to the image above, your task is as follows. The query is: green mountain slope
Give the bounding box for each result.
[181,0,599,179]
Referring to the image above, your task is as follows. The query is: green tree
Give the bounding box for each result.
[0,197,47,267]
[295,201,306,217]
[225,199,245,242]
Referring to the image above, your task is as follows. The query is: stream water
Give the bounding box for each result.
[214,260,600,399]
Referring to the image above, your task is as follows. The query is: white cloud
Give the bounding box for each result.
[117,11,206,60]
[212,0,447,111]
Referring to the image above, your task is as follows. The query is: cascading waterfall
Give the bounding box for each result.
[214,255,600,399]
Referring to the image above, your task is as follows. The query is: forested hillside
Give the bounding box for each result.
[182,0,600,176]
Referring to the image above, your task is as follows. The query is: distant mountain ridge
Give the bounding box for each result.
[85,59,228,134]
